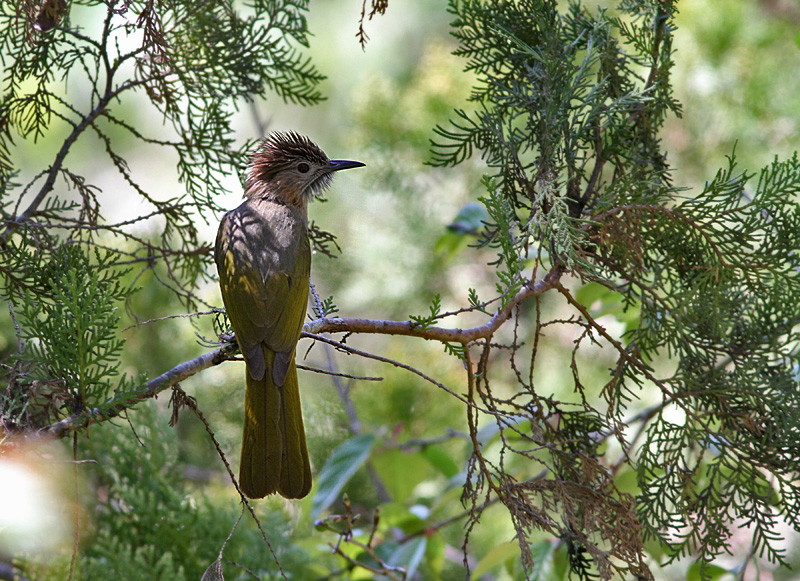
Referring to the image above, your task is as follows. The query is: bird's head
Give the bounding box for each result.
[244,131,364,205]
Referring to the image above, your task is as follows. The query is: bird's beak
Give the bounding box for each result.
[327,159,365,172]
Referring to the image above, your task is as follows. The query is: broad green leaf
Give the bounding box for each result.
[528,540,555,580]
[312,434,376,518]
[422,445,459,478]
[613,465,639,495]
[574,280,611,308]
[574,281,640,330]
[687,561,732,581]
[428,486,465,522]
[643,536,666,563]
[371,448,429,500]
[435,231,471,257]
[424,530,445,577]
[378,503,426,534]
[552,542,569,580]
[472,541,519,578]
[379,537,427,579]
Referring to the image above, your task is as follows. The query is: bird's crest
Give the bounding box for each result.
[243,131,362,204]
[247,131,329,187]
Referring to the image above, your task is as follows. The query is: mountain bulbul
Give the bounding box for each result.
[215,132,364,498]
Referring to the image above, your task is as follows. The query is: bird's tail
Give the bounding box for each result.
[239,347,311,499]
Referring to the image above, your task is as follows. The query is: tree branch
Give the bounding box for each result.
[2,344,238,448]
[304,266,563,343]
[3,267,563,449]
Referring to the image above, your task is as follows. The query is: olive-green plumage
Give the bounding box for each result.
[215,132,363,499]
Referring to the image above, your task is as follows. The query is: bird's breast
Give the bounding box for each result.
[218,199,310,279]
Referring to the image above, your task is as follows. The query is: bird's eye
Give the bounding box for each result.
[297,162,310,174]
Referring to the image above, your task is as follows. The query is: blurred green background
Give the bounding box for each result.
[3,0,800,579]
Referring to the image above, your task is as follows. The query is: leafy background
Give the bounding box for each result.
[2,0,800,579]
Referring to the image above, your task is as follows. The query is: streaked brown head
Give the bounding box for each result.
[245,131,364,205]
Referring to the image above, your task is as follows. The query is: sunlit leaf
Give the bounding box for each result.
[372,449,430,501]
[422,445,459,478]
[312,434,376,519]
[472,541,518,578]
[377,537,428,579]
[686,561,733,581]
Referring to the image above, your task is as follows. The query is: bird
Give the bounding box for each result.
[215,131,364,499]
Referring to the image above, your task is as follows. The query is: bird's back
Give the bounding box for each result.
[215,198,311,378]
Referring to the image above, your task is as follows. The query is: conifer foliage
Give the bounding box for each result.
[2,0,800,579]
[0,0,323,423]
[432,0,800,577]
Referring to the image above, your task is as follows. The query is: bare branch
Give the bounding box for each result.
[304,266,563,344]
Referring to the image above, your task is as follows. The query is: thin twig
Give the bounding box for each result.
[296,363,382,382]
[304,332,484,413]
[172,386,286,580]
[121,309,221,332]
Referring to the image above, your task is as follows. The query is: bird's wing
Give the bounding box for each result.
[215,205,310,380]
